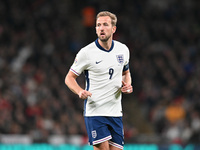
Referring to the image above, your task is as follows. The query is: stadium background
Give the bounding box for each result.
[0,0,200,149]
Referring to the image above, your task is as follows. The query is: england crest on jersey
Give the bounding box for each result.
[116,54,124,64]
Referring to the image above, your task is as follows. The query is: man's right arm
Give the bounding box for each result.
[65,71,92,99]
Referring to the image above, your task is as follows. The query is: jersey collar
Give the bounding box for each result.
[95,39,114,52]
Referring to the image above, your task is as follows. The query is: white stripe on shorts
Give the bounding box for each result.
[93,135,112,145]
[109,140,123,149]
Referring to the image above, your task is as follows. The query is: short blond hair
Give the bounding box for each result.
[96,11,117,26]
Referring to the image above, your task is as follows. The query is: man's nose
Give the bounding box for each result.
[99,25,104,30]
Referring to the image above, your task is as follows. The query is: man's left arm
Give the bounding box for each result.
[121,69,133,94]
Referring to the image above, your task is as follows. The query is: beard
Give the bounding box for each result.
[98,34,111,42]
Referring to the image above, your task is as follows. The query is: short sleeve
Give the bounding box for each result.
[70,49,89,76]
[123,45,130,71]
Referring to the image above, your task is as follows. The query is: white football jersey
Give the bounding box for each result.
[70,39,130,116]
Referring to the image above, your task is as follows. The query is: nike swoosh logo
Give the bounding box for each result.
[96,60,102,64]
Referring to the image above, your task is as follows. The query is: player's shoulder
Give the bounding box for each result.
[76,41,96,57]
[114,40,128,47]
[81,41,96,52]
[113,40,129,51]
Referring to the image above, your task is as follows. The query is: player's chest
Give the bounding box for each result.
[88,52,125,72]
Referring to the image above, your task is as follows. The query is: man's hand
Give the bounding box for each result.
[121,81,133,94]
[78,90,92,99]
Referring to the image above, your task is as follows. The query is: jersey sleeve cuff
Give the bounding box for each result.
[70,68,80,76]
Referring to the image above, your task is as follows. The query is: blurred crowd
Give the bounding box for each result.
[0,0,200,145]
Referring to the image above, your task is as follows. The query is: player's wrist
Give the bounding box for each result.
[77,89,83,97]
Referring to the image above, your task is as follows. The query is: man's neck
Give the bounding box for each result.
[98,38,112,50]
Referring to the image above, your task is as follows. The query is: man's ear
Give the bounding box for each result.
[112,26,117,33]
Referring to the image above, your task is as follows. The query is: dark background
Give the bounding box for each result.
[0,0,200,145]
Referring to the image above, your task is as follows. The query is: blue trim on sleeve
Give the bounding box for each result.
[95,39,114,52]
[123,63,129,72]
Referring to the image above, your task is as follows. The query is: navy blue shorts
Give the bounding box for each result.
[84,116,124,149]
